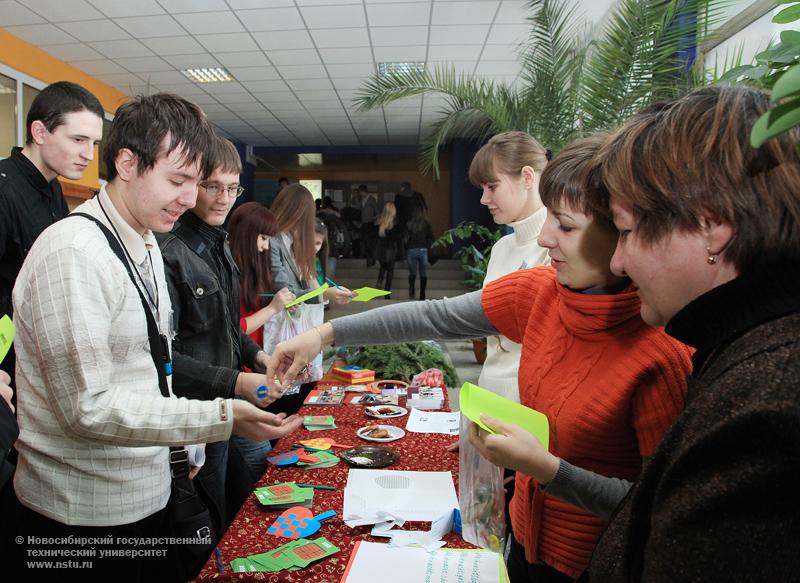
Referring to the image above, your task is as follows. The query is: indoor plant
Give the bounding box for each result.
[433,221,502,363]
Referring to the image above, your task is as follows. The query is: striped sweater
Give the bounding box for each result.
[482,268,692,579]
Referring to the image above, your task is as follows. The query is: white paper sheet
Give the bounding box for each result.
[343,470,459,526]
[342,542,508,583]
[405,408,461,434]
[370,509,454,552]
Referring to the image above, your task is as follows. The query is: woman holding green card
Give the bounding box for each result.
[265,136,692,583]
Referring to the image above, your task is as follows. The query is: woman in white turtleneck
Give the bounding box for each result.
[468,131,551,403]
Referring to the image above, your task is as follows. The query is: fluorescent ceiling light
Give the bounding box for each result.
[181,67,234,83]
[377,62,425,76]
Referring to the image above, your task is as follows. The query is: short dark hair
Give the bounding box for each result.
[278,176,289,184]
[25,81,104,145]
[102,93,215,182]
[540,134,613,231]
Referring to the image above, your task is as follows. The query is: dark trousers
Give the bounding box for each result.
[12,498,173,583]
[377,260,395,294]
[507,535,576,583]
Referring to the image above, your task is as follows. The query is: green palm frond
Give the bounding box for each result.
[581,0,728,131]
[518,0,586,148]
[357,66,523,177]
[355,0,731,174]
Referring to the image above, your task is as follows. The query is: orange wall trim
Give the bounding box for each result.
[60,180,98,203]
[0,27,129,190]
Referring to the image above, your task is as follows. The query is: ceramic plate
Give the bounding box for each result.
[365,405,408,419]
[356,424,406,442]
[339,445,400,468]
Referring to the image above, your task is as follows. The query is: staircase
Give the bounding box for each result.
[326,257,471,318]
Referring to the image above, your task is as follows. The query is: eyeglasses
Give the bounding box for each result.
[199,182,245,198]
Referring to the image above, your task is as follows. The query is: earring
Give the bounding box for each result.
[706,246,717,265]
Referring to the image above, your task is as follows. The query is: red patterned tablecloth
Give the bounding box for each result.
[193,387,468,582]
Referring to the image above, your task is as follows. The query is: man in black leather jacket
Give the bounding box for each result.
[158,137,288,536]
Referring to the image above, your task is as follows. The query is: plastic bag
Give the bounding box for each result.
[263,302,324,393]
[458,414,506,553]
[411,367,445,388]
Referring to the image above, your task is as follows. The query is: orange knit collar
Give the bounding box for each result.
[555,279,642,336]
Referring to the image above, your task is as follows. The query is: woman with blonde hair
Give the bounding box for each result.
[469,130,552,403]
[375,201,401,295]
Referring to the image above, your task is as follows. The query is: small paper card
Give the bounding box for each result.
[285,284,329,308]
[254,483,314,508]
[350,287,391,302]
[0,315,14,364]
[460,382,549,449]
[267,451,299,466]
[297,450,339,469]
[286,537,339,568]
[303,415,336,430]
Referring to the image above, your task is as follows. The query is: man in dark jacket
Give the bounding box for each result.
[0,81,103,380]
[158,137,289,538]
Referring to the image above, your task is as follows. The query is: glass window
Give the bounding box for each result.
[21,83,40,143]
[0,73,17,157]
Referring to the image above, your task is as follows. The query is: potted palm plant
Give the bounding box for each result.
[355,0,730,176]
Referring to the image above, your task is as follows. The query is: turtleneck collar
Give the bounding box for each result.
[509,206,547,243]
[178,210,227,246]
[552,273,642,337]
[666,260,800,362]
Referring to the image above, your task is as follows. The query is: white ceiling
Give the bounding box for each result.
[1,0,543,147]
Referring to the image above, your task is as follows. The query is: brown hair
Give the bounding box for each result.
[469,131,549,187]
[314,218,329,283]
[209,135,242,177]
[597,85,800,271]
[270,184,317,281]
[540,134,614,231]
[228,202,278,312]
[103,93,214,182]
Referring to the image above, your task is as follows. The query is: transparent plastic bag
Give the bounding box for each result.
[458,414,506,552]
[263,302,324,394]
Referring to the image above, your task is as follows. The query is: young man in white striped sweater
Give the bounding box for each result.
[9,93,300,582]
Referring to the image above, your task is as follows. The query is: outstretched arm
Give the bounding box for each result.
[266,290,496,390]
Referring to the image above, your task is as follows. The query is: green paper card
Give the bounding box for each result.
[460,382,550,450]
[297,450,339,468]
[286,537,339,568]
[0,315,14,364]
[230,558,258,572]
[304,415,335,427]
[350,286,391,302]
[285,283,329,308]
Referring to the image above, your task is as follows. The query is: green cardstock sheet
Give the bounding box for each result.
[460,382,550,450]
[0,315,14,364]
[286,283,329,309]
[350,287,391,302]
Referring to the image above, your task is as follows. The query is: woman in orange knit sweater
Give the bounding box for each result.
[265,136,693,583]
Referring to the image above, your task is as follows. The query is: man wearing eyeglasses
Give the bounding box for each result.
[157,136,289,550]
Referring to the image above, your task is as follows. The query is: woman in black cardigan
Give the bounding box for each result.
[580,85,800,582]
